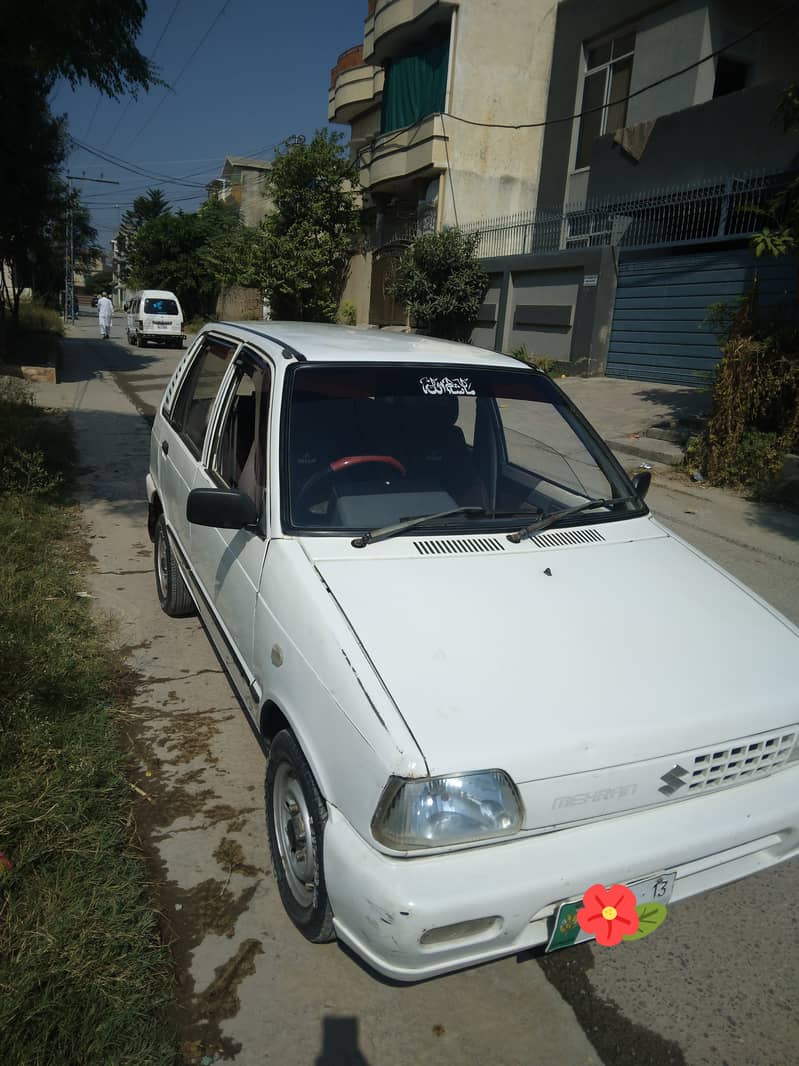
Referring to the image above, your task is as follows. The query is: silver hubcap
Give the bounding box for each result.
[273,762,315,907]
[156,530,169,598]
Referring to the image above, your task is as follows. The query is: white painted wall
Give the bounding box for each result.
[440,0,558,226]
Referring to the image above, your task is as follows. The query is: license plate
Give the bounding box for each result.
[545,871,675,953]
[155,322,170,329]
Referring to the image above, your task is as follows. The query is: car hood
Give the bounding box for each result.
[310,527,799,784]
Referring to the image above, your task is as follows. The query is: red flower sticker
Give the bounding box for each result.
[577,883,639,946]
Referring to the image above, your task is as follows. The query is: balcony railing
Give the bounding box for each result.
[364,0,456,62]
[330,45,364,89]
[357,113,448,190]
[460,171,792,259]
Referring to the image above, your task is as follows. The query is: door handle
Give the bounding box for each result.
[161,440,169,456]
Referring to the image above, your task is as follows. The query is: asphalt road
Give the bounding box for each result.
[34,317,799,1066]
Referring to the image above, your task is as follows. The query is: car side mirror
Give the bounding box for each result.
[187,487,258,529]
[631,470,651,499]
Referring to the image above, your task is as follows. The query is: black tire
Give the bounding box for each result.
[153,514,195,617]
[265,730,335,943]
[128,330,136,346]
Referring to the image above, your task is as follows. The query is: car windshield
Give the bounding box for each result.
[283,364,644,534]
[144,298,178,315]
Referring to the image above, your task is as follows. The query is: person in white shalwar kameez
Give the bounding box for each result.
[97,293,114,338]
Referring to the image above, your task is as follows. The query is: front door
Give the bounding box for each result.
[159,333,238,559]
[190,348,273,679]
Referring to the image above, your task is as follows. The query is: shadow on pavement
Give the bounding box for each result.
[60,334,160,382]
[315,1017,371,1066]
[632,385,712,424]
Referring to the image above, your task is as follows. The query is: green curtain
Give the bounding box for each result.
[380,39,449,134]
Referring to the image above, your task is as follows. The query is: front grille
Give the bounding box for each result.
[414,536,505,556]
[687,729,797,792]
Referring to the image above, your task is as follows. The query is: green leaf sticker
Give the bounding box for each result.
[623,902,668,941]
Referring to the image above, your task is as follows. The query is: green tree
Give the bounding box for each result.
[84,270,114,297]
[128,199,242,320]
[0,1,156,96]
[0,0,155,344]
[259,130,362,321]
[752,85,799,259]
[388,228,489,341]
[116,188,171,285]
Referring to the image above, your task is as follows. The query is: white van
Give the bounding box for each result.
[125,290,185,348]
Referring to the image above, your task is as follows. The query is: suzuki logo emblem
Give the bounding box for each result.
[658,764,689,796]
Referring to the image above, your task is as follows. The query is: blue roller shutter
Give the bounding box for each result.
[606,249,797,385]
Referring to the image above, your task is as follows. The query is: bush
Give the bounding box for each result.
[15,300,64,336]
[388,228,489,342]
[0,376,73,494]
[694,296,799,493]
[509,346,558,376]
[336,300,357,326]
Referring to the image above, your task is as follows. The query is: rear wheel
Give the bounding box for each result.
[265,730,335,943]
[138,333,148,347]
[154,514,194,617]
[127,330,136,346]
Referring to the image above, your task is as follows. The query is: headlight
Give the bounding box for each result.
[371,770,524,850]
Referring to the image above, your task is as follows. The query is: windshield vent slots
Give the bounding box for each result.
[414,537,506,556]
[531,528,606,548]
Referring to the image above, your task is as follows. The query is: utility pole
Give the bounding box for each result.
[64,174,119,324]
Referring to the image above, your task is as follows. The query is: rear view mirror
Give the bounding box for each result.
[187,488,257,529]
[631,470,651,499]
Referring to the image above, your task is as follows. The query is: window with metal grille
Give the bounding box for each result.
[575,31,636,170]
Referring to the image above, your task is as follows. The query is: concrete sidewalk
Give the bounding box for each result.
[557,375,711,467]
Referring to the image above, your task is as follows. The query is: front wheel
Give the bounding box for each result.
[154,514,195,617]
[265,730,335,943]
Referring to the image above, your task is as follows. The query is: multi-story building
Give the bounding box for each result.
[207,157,273,227]
[328,0,559,325]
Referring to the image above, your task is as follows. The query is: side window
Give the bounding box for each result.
[171,336,237,456]
[212,352,271,513]
[456,395,476,446]
[500,402,607,498]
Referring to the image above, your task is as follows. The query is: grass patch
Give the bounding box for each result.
[0,378,176,1064]
[1,302,63,367]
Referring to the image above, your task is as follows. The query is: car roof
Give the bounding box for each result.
[213,321,525,369]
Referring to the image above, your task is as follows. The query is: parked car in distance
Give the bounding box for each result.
[125,289,185,348]
[146,321,799,981]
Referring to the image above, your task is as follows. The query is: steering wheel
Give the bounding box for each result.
[296,455,407,509]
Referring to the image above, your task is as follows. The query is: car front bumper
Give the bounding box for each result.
[323,763,799,981]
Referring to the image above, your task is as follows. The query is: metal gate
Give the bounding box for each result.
[606,248,797,385]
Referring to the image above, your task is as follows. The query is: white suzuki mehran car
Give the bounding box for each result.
[146,322,799,981]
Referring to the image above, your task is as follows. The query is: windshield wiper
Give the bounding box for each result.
[506,495,639,543]
[351,506,486,548]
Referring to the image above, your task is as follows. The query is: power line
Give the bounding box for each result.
[103,0,185,150]
[128,0,236,149]
[69,137,208,188]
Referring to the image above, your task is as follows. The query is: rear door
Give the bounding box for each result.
[189,346,273,676]
[144,295,182,337]
[159,333,239,560]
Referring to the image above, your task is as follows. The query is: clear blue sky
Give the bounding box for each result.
[49,0,367,252]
